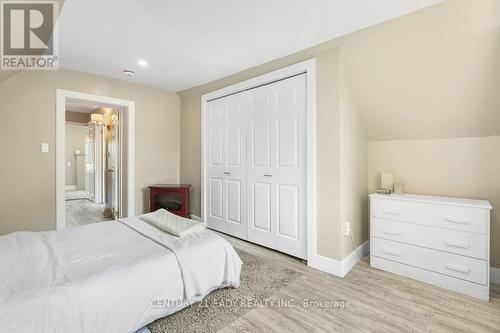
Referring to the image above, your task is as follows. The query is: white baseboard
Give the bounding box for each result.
[65,185,76,191]
[190,214,202,222]
[492,266,500,285]
[308,253,344,277]
[342,240,370,276]
[308,240,369,278]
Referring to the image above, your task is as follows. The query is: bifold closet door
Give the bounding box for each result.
[205,93,247,238]
[246,74,307,259]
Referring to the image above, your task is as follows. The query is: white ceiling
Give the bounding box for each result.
[65,101,100,113]
[58,0,441,92]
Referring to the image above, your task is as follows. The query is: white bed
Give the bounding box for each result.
[0,216,242,333]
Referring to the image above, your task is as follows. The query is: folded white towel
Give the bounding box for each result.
[140,209,206,237]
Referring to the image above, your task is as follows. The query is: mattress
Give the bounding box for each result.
[0,217,242,333]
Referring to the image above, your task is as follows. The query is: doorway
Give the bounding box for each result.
[201,59,316,261]
[64,103,120,227]
[56,90,135,230]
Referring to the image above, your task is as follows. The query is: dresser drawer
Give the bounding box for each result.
[371,237,487,285]
[371,217,487,259]
[371,198,487,234]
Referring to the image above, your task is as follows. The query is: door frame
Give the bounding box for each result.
[201,58,316,263]
[56,89,135,230]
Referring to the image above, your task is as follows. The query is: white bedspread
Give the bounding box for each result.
[0,218,242,333]
[120,216,241,300]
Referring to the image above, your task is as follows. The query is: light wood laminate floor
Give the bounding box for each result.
[65,199,113,227]
[218,233,500,333]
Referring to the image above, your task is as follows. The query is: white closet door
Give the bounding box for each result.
[206,93,247,238]
[246,74,307,259]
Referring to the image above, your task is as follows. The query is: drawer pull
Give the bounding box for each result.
[444,263,470,274]
[383,208,401,216]
[444,240,469,249]
[382,228,401,236]
[382,247,402,257]
[444,216,469,225]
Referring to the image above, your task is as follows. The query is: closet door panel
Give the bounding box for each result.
[252,182,272,232]
[209,127,223,166]
[247,180,275,248]
[226,179,242,224]
[227,125,242,167]
[205,93,247,239]
[206,73,307,259]
[247,74,307,259]
[277,116,298,169]
[277,184,299,239]
[246,83,275,248]
[209,177,223,219]
[273,74,307,259]
[251,119,272,168]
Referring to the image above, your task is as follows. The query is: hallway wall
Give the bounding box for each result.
[65,124,86,188]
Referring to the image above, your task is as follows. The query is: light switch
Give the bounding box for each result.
[41,143,49,153]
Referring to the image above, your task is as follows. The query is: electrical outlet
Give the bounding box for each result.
[344,222,351,236]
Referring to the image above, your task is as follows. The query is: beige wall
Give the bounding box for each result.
[65,124,86,187]
[339,62,368,258]
[367,137,500,267]
[341,0,500,141]
[0,69,180,234]
[314,48,342,259]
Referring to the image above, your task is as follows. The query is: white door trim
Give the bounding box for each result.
[56,89,135,230]
[201,59,317,265]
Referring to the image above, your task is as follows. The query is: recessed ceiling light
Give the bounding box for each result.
[123,69,135,77]
[137,59,148,67]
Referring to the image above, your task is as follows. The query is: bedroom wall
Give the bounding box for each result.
[339,67,368,259]
[353,0,500,268]
[0,69,180,234]
[368,137,500,268]
[341,0,500,142]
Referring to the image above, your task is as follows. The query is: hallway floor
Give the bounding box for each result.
[65,198,113,227]
[65,190,91,201]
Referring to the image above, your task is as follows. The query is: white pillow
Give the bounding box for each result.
[140,209,205,237]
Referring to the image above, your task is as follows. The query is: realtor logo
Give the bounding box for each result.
[1,0,59,70]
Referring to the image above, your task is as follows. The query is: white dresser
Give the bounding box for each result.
[369,193,492,300]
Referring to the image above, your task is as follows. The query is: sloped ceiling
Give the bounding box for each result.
[341,0,500,140]
[56,0,441,91]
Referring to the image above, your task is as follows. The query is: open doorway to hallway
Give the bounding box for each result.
[64,101,120,227]
[56,89,135,230]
